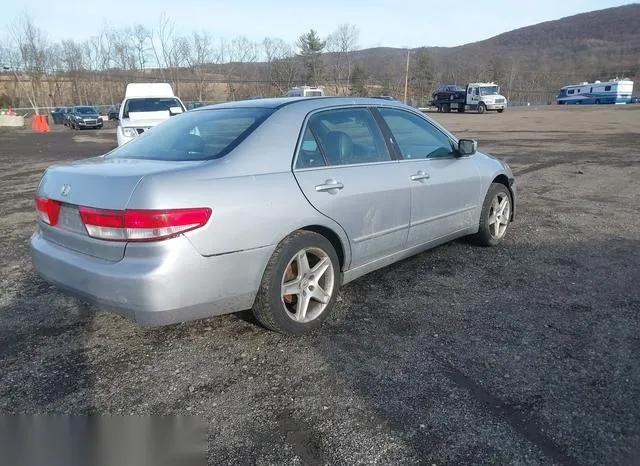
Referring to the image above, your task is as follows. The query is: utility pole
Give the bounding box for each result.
[403,49,410,104]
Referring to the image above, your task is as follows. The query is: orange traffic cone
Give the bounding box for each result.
[31,115,40,131]
[31,115,50,132]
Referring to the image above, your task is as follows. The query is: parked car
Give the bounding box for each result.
[107,105,120,120]
[67,106,103,129]
[31,97,516,335]
[50,107,72,125]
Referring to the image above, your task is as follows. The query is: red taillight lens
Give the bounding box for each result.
[34,196,61,225]
[79,207,212,242]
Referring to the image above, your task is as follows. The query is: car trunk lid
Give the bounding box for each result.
[36,157,198,262]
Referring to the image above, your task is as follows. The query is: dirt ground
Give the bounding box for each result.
[0,106,639,465]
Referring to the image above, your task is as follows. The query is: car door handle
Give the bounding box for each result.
[315,179,344,193]
[410,171,430,182]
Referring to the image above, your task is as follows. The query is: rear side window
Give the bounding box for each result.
[303,108,390,166]
[109,108,273,161]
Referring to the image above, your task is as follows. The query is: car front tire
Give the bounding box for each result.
[253,230,340,335]
[471,182,512,246]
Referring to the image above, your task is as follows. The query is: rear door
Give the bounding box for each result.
[375,107,482,247]
[293,107,410,269]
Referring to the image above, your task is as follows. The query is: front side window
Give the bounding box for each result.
[378,108,454,159]
[305,108,391,166]
[108,108,273,161]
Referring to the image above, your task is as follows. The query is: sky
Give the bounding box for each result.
[2,0,634,49]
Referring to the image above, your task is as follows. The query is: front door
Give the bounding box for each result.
[293,107,411,269]
[376,107,483,247]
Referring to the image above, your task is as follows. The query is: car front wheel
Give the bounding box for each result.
[471,183,512,246]
[253,230,340,335]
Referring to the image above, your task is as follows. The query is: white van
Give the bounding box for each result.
[117,83,186,146]
[286,86,325,97]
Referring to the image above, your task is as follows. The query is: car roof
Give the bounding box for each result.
[193,96,412,112]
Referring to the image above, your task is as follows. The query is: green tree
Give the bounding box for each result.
[410,48,434,105]
[297,29,326,85]
[349,63,368,96]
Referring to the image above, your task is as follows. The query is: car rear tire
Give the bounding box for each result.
[442,103,451,113]
[471,183,512,246]
[497,109,504,113]
[477,102,486,114]
[252,230,340,335]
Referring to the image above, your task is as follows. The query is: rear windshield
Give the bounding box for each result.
[108,108,274,161]
[123,98,184,117]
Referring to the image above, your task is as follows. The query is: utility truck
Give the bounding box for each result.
[431,83,507,114]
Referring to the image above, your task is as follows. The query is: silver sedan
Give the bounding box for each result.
[30,97,516,334]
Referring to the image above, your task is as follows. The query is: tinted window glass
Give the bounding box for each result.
[605,85,611,91]
[108,108,273,161]
[76,107,98,114]
[123,98,184,117]
[296,127,326,169]
[379,108,454,159]
[307,108,390,166]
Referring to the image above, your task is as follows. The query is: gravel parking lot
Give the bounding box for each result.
[1,106,639,465]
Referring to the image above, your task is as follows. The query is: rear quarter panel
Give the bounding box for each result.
[127,165,352,265]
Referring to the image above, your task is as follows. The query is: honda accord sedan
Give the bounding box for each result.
[31,97,516,334]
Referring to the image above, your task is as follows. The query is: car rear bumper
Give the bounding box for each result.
[30,229,275,326]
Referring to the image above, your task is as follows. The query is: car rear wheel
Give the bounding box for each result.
[253,230,340,335]
[471,183,511,246]
[442,103,451,113]
[497,109,504,113]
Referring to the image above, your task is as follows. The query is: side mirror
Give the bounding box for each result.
[457,139,477,156]
[169,106,184,115]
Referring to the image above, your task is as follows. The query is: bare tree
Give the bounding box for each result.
[263,38,299,94]
[326,24,359,94]
[0,38,22,107]
[61,39,85,103]
[132,24,151,73]
[9,13,51,112]
[184,31,215,101]
[220,36,259,100]
[151,13,189,94]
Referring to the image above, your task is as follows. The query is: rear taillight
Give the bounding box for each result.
[78,207,212,242]
[35,196,61,225]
